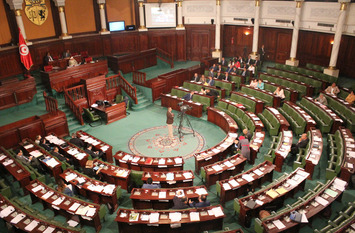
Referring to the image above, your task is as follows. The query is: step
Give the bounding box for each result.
[131,102,152,111]
[136,99,150,106]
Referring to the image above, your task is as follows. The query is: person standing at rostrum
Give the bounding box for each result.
[167,107,174,139]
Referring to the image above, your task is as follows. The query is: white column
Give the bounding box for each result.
[324,0,349,78]
[6,0,32,45]
[250,0,260,59]
[97,0,110,35]
[53,0,72,39]
[176,0,185,30]
[286,0,303,67]
[212,0,222,61]
[138,1,147,31]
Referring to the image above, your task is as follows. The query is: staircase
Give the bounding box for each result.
[131,88,153,111]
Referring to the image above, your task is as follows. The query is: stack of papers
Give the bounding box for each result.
[159,192,166,199]
[46,158,60,168]
[228,179,239,187]
[65,173,77,182]
[223,183,231,190]
[211,206,224,217]
[212,165,223,172]
[190,212,200,221]
[174,157,183,164]
[266,189,279,198]
[166,173,174,180]
[195,188,208,195]
[103,185,115,194]
[169,212,182,222]
[149,213,159,223]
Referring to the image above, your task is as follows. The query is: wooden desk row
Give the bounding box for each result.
[161,93,203,118]
[0,75,37,111]
[115,205,226,233]
[60,169,119,212]
[142,170,195,188]
[45,134,89,167]
[238,167,310,226]
[202,154,247,188]
[263,80,298,103]
[274,130,293,172]
[76,130,113,163]
[250,131,266,165]
[240,84,281,108]
[218,161,275,205]
[0,147,31,190]
[339,127,355,183]
[261,177,347,233]
[186,80,226,99]
[114,151,184,172]
[48,55,82,69]
[265,106,290,131]
[194,107,238,174]
[304,128,323,179]
[174,86,215,107]
[26,179,102,232]
[0,194,82,233]
[230,91,265,114]
[130,185,208,210]
[246,111,265,131]
[20,139,63,180]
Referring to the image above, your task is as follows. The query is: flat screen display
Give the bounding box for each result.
[145,3,176,28]
[109,21,125,32]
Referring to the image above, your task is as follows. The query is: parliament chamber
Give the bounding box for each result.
[1,0,355,233]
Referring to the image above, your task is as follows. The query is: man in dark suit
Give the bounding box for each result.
[208,68,215,78]
[209,64,217,71]
[43,52,54,66]
[220,57,227,66]
[142,177,161,189]
[259,45,266,63]
[183,91,194,101]
[226,66,233,74]
[206,89,219,102]
[216,64,222,73]
[63,49,71,58]
[254,57,261,69]
[69,133,85,148]
[85,145,102,158]
[16,149,44,172]
[223,72,230,81]
[241,67,248,78]
[290,133,309,156]
[51,146,71,163]
[172,196,189,209]
[39,138,51,151]
[192,73,200,82]
[189,195,211,208]
[207,76,215,86]
[216,71,223,80]
[82,160,102,179]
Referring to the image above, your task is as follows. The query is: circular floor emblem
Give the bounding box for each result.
[128,126,205,159]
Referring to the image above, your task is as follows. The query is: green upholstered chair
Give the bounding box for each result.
[115,94,123,103]
[83,108,102,127]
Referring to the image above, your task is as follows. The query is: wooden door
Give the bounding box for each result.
[275,33,292,63]
[190,31,210,61]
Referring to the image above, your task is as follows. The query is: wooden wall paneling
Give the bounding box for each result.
[41,111,69,138]
[259,27,278,61]
[186,25,215,61]
[139,32,149,51]
[222,25,252,58]
[18,120,45,141]
[111,32,139,54]
[31,40,64,67]
[0,128,20,149]
[148,30,176,58]
[70,36,104,58]
[0,48,23,79]
[175,30,186,61]
[275,32,292,63]
[102,35,113,56]
[338,35,355,79]
[83,75,107,106]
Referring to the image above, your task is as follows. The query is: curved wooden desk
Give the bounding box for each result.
[339,127,355,183]
[194,107,238,174]
[141,170,195,188]
[274,130,293,172]
[115,205,225,233]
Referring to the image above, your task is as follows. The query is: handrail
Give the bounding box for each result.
[118,74,138,104]
[43,91,59,114]
[132,71,147,87]
[64,85,86,101]
[156,47,174,68]
[105,74,120,90]
[64,86,85,125]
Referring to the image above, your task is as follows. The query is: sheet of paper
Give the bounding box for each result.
[273,219,286,229]
[149,213,160,223]
[52,197,64,206]
[159,192,166,199]
[242,174,254,182]
[24,220,39,231]
[253,169,263,176]
[169,212,182,222]
[190,212,200,221]
[10,213,26,224]
[195,188,208,195]
[183,172,193,179]
[228,179,239,187]
[32,185,44,193]
[315,196,329,206]
[69,202,81,212]
[42,191,54,200]
[0,206,15,218]
[86,207,97,217]
[223,183,231,190]
[43,227,55,233]
[212,206,224,217]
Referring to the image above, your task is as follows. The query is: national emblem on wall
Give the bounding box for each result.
[25,0,48,26]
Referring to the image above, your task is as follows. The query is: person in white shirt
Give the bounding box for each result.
[273,87,285,99]
[250,79,258,88]
[248,64,255,75]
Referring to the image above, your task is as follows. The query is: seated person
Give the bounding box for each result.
[216,64,222,73]
[69,133,85,148]
[315,93,328,105]
[43,52,54,66]
[220,57,227,66]
[226,65,233,73]
[172,195,189,210]
[68,56,78,67]
[39,138,51,151]
[223,72,230,81]
[241,67,248,77]
[207,76,215,86]
[82,160,102,179]
[199,75,207,85]
[51,146,71,163]
[216,71,223,80]
[16,149,44,172]
[250,79,258,88]
[248,64,255,76]
[345,90,355,105]
[256,79,264,90]
[208,68,215,78]
[63,49,71,58]
[234,60,241,69]
[192,73,200,82]
[325,83,340,95]
[84,145,102,158]
[189,195,211,208]
[199,87,207,95]
[273,87,285,99]
[206,89,219,100]
[290,133,309,156]
[142,177,161,189]
[57,179,74,196]
[35,135,42,144]
[209,64,217,71]
[183,91,194,101]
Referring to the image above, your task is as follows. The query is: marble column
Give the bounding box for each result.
[212,0,222,61]
[176,0,185,30]
[324,0,350,77]
[98,0,110,34]
[6,0,32,45]
[138,1,147,31]
[250,0,260,59]
[286,0,303,67]
[53,0,72,39]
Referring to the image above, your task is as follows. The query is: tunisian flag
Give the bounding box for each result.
[18,28,33,70]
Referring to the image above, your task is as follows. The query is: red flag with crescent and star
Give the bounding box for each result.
[18,28,33,70]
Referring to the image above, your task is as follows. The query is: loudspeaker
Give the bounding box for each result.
[211,19,214,24]
[125,25,136,31]
[251,18,255,24]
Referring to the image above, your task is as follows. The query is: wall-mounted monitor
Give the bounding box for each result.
[108,21,125,32]
[145,3,176,28]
